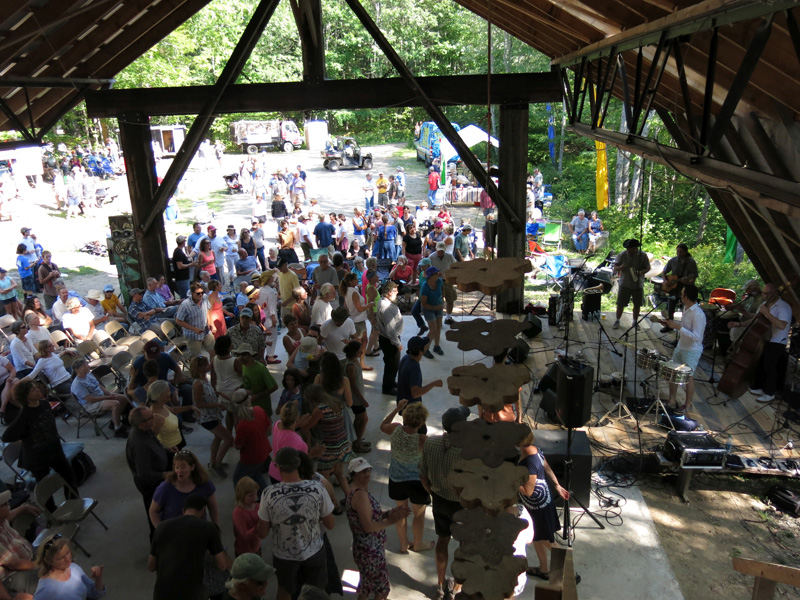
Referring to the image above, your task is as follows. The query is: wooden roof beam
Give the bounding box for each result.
[553,0,798,66]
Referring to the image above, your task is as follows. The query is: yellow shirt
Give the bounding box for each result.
[157,411,182,448]
[100,293,123,314]
[376,177,388,194]
[278,270,300,306]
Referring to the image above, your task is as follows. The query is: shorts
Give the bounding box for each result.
[423,308,443,322]
[2,297,17,305]
[21,276,35,293]
[443,283,457,305]
[388,479,431,505]
[200,420,221,431]
[273,546,327,594]
[617,286,644,309]
[82,400,104,414]
[672,346,701,372]
[351,404,366,416]
[353,320,367,336]
[431,492,463,538]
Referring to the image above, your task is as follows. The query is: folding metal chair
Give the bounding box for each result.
[104,320,140,347]
[39,372,110,440]
[92,330,128,358]
[0,315,16,339]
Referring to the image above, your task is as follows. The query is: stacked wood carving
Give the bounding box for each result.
[444,258,534,600]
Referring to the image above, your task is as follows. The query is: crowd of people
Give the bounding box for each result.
[0,171,572,600]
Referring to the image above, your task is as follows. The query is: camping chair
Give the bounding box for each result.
[542,221,563,252]
[34,473,107,553]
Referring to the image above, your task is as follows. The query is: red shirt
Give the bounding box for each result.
[428,171,439,191]
[233,505,261,556]
[234,406,272,464]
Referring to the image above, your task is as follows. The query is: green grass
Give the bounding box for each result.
[61,266,101,277]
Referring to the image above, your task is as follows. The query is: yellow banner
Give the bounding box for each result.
[595,140,609,210]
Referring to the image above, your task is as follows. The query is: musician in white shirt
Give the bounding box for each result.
[660,284,705,413]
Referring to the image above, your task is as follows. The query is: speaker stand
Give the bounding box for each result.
[467,293,494,316]
[560,427,605,549]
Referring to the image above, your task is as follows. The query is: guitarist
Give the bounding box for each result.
[612,238,651,330]
[660,243,698,333]
[729,282,791,403]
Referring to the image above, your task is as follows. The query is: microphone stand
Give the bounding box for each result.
[593,314,621,396]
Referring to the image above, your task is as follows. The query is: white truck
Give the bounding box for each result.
[230,120,303,154]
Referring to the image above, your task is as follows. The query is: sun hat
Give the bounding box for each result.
[230,553,276,583]
[349,457,373,474]
[86,290,104,301]
[233,342,255,356]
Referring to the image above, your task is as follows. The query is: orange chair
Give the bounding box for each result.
[709,288,736,307]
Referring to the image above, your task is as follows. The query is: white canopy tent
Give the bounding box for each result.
[439,124,499,165]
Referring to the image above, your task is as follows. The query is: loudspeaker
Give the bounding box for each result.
[580,293,601,321]
[507,338,530,364]
[533,429,592,508]
[523,314,542,339]
[536,362,559,395]
[555,359,594,428]
[540,388,558,421]
[548,295,559,325]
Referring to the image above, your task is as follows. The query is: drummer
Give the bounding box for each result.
[612,238,651,330]
[660,243,698,333]
[659,284,705,413]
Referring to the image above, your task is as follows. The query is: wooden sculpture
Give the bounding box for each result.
[450,458,529,511]
[451,507,527,564]
[444,257,533,295]
[451,553,528,600]
[447,363,531,412]
[448,420,529,468]
[445,318,528,356]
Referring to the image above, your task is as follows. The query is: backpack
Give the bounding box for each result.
[767,485,800,517]
[71,451,97,487]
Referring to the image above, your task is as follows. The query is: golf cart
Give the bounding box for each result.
[321,137,373,171]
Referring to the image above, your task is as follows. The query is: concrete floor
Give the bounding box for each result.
[1,314,684,600]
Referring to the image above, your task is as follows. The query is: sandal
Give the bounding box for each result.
[526,566,549,580]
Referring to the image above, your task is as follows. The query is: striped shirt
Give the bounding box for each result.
[176,296,209,340]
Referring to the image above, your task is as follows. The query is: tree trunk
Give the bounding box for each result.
[614,111,629,206]
[696,191,711,244]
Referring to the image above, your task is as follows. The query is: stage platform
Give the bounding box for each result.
[517,309,800,480]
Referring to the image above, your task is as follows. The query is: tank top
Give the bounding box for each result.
[367,284,379,314]
[213,355,242,399]
[345,287,367,323]
[199,380,223,425]
[157,410,182,448]
[389,427,423,482]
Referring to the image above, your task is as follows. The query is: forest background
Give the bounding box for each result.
[18,0,759,292]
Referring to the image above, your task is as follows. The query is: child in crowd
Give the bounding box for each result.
[277,367,304,414]
[344,340,370,454]
[15,244,34,299]
[289,336,324,383]
[232,476,261,557]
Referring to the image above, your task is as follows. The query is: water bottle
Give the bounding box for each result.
[725,435,733,453]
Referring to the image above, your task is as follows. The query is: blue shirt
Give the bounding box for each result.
[15,255,32,278]
[313,222,336,248]
[71,373,104,406]
[420,278,443,307]
[397,354,422,404]
[143,290,166,310]
[378,225,397,241]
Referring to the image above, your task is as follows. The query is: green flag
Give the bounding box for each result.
[724,226,737,263]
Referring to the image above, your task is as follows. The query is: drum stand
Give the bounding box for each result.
[642,368,676,430]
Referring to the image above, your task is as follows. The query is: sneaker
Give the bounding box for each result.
[756,394,775,403]
[417,325,429,336]
[180,424,194,434]
[749,388,764,396]
[433,345,444,355]
[444,316,454,325]
[382,387,398,396]
[208,463,228,478]
[424,350,435,359]
[660,326,672,334]
[107,421,115,431]
[612,320,620,330]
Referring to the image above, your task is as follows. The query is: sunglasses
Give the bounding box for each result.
[44,533,63,551]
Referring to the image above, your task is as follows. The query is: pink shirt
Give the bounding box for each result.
[268,421,308,481]
[232,505,261,556]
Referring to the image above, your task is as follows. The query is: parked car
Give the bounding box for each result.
[321,136,373,171]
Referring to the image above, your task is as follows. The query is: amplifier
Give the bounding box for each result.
[663,431,727,469]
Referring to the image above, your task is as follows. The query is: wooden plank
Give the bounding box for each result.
[732,557,800,588]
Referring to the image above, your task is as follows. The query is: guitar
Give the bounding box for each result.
[661,275,680,293]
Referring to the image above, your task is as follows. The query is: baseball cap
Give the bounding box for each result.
[425,266,440,278]
[349,457,373,474]
[407,336,429,355]
[442,405,470,433]
[240,308,254,318]
[227,224,235,230]
[233,342,255,356]
[103,284,114,292]
[129,287,144,296]
[176,235,187,244]
[462,224,472,231]
[0,267,6,274]
[435,221,444,229]
[230,553,276,583]
[20,227,31,234]
[419,257,431,268]
[207,225,217,231]
[429,166,434,171]
[436,241,446,251]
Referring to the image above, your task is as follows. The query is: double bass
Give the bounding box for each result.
[717,279,794,398]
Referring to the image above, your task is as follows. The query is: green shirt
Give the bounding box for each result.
[242,361,277,416]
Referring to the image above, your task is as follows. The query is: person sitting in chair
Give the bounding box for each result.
[70,357,130,437]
